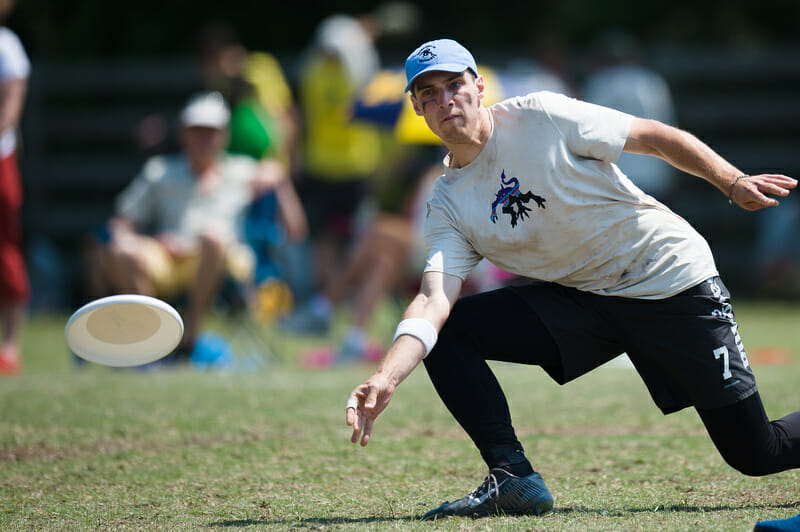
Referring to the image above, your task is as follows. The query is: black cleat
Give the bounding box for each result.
[422,468,554,520]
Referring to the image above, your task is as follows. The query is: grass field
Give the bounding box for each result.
[1,300,799,531]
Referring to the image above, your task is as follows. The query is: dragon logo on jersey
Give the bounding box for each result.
[490,170,546,227]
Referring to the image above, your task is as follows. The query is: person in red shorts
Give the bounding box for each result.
[0,0,30,375]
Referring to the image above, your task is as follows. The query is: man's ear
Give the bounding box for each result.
[475,74,486,101]
[411,94,423,116]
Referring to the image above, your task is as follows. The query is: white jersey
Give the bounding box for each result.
[116,154,258,250]
[423,91,718,299]
[0,27,30,158]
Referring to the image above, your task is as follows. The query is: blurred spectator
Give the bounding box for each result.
[190,22,316,312]
[226,75,311,311]
[0,0,29,375]
[281,6,431,340]
[581,30,678,200]
[195,22,299,168]
[93,92,303,357]
[300,154,441,368]
[135,21,301,166]
[283,11,386,334]
[198,29,311,308]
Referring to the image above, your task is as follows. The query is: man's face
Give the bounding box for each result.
[410,70,485,142]
[180,125,228,167]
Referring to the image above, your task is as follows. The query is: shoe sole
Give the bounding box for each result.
[525,496,554,516]
[422,495,554,520]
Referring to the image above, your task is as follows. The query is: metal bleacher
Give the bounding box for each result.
[18,45,800,308]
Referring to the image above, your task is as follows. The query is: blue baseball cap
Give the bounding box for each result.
[404,39,478,93]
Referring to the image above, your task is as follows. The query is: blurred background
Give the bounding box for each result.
[7,0,800,312]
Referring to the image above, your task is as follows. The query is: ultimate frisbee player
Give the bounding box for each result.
[346,39,800,519]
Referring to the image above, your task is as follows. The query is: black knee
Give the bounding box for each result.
[698,394,791,477]
[718,451,774,477]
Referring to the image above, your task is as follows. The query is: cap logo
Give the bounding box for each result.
[417,45,436,63]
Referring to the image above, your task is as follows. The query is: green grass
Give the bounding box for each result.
[1,301,799,530]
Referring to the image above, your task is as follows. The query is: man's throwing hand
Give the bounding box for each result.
[730,174,797,211]
[345,373,395,447]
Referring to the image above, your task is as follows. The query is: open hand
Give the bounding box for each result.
[731,174,797,211]
[345,373,395,446]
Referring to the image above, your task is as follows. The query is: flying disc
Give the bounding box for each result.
[65,294,184,367]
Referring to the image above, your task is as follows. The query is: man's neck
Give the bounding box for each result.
[445,107,492,169]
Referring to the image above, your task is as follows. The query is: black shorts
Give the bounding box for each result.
[510,277,758,414]
[297,175,368,238]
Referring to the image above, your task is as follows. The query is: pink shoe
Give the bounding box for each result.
[0,347,21,375]
[300,346,337,369]
[299,341,384,369]
[362,341,384,362]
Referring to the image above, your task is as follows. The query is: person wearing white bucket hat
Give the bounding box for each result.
[96,92,295,356]
[179,90,231,129]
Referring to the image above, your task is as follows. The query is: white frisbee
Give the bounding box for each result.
[65,294,184,367]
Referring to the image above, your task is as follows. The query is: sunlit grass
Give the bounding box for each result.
[0,300,798,530]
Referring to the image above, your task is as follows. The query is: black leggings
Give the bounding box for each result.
[697,393,800,476]
[423,288,800,476]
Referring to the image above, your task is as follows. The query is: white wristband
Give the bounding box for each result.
[393,318,438,357]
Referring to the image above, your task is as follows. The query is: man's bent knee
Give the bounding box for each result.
[719,450,777,477]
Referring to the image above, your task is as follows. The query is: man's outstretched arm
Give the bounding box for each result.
[346,271,462,446]
[623,118,797,210]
